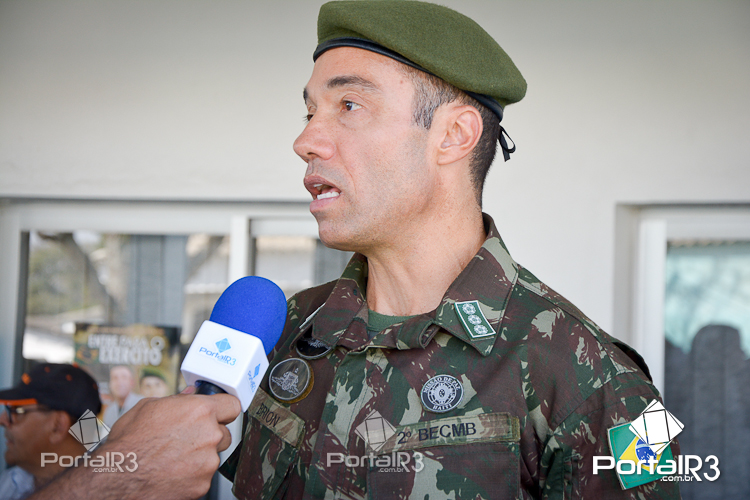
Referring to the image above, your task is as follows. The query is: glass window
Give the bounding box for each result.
[664,240,750,499]
[23,231,230,423]
[255,235,316,298]
[21,227,351,423]
[665,241,750,355]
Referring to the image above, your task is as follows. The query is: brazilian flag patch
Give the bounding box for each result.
[607,421,674,489]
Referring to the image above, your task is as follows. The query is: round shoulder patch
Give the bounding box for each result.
[269,358,313,403]
[420,374,464,413]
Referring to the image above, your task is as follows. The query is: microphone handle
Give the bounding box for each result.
[195,380,226,396]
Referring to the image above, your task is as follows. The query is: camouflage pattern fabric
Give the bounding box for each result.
[225,214,680,499]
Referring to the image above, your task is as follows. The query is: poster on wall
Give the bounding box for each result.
[73,323,180,426]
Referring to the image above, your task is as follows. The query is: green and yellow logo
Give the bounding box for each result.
[607,421,675,489]
[605,400,683,489]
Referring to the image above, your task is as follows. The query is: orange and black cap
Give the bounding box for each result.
[0,363,101,420]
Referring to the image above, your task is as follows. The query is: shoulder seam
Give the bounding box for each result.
[551,370,659,432]
[516,273,597,336]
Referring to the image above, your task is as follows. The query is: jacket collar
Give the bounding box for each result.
[311,213,518,357]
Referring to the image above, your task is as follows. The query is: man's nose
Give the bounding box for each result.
[293,115,335,163]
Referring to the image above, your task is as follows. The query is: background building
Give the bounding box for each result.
[1,1,748,499]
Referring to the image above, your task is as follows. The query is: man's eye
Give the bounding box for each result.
[304,113,313,123]
[344,101,362,111]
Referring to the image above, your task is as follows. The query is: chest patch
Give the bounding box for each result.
[269,358,313,403]
[421,374,464,413]
[455,300,495,339]
[295,329,333,360]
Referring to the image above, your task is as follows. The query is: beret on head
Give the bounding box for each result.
[314,0,527,119]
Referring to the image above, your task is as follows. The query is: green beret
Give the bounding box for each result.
[314,0,527,121]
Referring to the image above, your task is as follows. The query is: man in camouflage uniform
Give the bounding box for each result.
[222,1,681,498]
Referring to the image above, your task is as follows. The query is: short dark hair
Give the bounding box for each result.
[400,66,500,204]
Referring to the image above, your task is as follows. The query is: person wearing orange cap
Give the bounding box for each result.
[0,363,101,499]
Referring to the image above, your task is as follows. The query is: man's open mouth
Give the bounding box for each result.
[313,183,340,200]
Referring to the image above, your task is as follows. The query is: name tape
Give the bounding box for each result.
[377,412,519,455]
[249,388,305,447]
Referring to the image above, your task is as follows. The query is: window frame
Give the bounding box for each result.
[0,198,316,481]
[614,204,750,398]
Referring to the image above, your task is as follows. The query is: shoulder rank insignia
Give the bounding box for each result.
[454,300,495,339]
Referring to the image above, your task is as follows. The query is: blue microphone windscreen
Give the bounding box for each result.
[209,276,287,355]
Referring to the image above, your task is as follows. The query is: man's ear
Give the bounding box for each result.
[435,104,483,165]
[49,411,74,444]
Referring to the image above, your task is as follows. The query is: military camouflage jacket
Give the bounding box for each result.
[223,214,680,499]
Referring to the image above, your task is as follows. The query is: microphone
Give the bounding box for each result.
[180,276,286,411]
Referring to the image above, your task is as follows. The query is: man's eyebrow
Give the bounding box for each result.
[326,75,379,91]
[303,75,380,104]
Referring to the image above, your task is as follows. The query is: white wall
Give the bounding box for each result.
[480,0,750,337]
[1,0,749,338]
